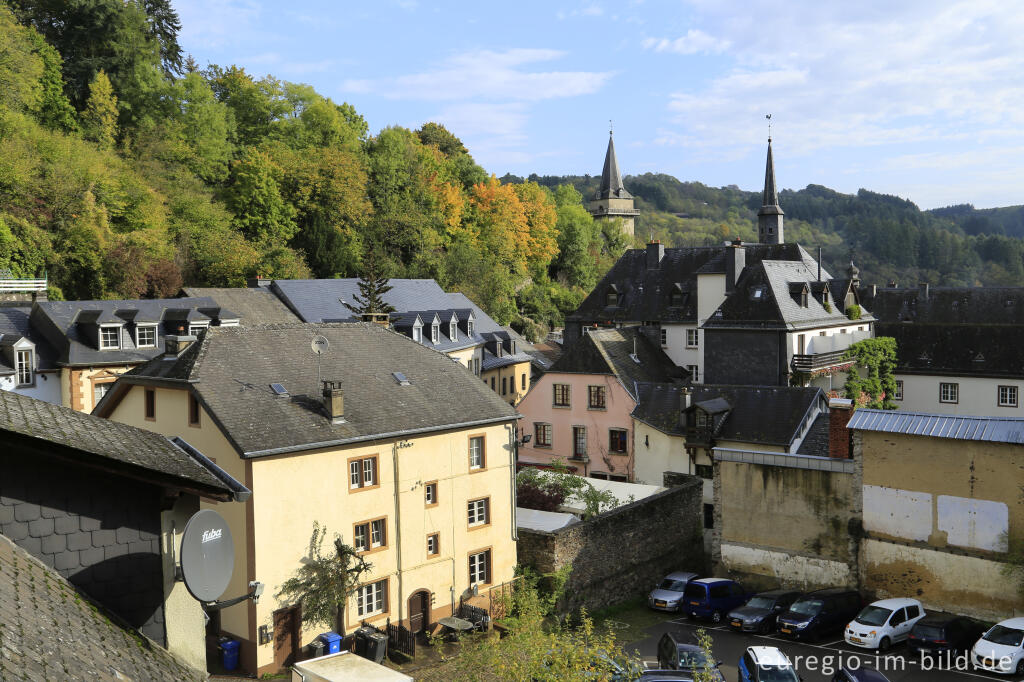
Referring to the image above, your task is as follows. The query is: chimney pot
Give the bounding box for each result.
[322,381,345,421]
[725,242,746,293]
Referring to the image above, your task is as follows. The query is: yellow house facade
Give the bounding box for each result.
[98,322,520,675]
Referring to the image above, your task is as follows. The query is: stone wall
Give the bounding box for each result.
[517,477,703,614]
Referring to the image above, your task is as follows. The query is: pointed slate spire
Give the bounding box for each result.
[757,136,784,244]
[597,131,632,200]
[762,138,778,207]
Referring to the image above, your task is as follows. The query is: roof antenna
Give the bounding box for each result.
[766,113,772,141]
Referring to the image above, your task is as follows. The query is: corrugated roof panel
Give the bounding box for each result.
[848,409,1024,444]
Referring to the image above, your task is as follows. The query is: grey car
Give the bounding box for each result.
[649,572,700,612]
[728,590,802,634]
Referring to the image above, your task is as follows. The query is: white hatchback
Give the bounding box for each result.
[844,598,925,650]
[972,617,1024,676]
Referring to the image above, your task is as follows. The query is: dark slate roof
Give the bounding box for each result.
[392,308,487,352]
[864,286,1024,378]
[596,133,632,200]
[568,243,824,324]
[758,138,782,214]
[631,383,826,446]
[482,350,534,371]
[0,390,236,496]
[796,413,831,457]
[180,287,300,324]
[0,533,204,681]
[549,327,682,398]
[0,304,57,374]
[29,297,239,367]
[117,323,518,457]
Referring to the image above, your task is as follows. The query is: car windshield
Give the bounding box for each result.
[856,606,894,626]
[913,624,944,639]
[757,665,799,682]
[788,599,822,617]
[684,584,706,599]
[659,579,688,592]
[677,650,712,669]
[746,597,774,610]
[984,625,1024,647]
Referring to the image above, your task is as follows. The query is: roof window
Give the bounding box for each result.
[393,371,411,386]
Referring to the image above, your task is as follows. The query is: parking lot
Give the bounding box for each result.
[624,616,1019,682]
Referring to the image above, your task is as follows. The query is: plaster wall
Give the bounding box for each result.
[720,543,854,588]
[895,374,1024,417]
[65,365,134,412]
[161,495,206,671]
[659,323,700,377]
[0,370,60,404]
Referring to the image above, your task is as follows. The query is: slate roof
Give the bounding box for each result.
[0,533,204,681]
[180,286,300,324]
[391,308,486,352]
[114,323,519,457]
[549,328,682,399]
[0,390,237,497]
[482,350,534,371]
[595,133,632,200]
[0,304,57,374]
[631,383,826,446]
[796,413,831,456]
[568,243,824,325]
[849,408,1024,444]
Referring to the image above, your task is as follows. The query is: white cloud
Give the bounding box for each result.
[641,29,731,55]
[176,0,263,50]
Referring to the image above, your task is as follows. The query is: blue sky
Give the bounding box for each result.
[175,0,1024,210]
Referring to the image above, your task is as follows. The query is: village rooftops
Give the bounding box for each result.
[180,286,301,324]
[98,323,519,457]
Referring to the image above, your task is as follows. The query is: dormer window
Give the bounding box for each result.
[136,324,157,348]
[605,284,620,307]
[413,323,423,343]
[696,412,710,429]
[450,320,457,341]
[670,283,684,306]
[188,323,208,337]
[467,318,474,336]
[99,325,121,350]
[15,348,33,386]
[431,323,439,344]
[801,291,809,308]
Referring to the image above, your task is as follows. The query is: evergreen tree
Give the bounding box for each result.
[82,70,118,149]
[342,250,396,316]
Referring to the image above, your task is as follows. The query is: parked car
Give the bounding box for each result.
[683,578,748,623]
[728,590,802,634]
[777,588,861,641]
[656,632,725,682]
[831,668,891,682]
[972,617,1024,676]
[908,615,987,657]
[649,572,700,613]
[844,598,925,650]
[639,672,695,682]
[738,646,801,682]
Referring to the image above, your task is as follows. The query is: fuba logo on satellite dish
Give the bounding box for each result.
[202,528,223,543]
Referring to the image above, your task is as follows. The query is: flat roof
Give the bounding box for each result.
[291,651,413,681]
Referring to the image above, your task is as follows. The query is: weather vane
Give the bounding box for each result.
[609,119,613,135]
[766,113,772,141]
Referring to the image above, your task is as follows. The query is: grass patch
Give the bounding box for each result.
[591,598,667,648]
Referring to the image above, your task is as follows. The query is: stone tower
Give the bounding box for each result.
[588,131,638,238]
[757,137,784,244]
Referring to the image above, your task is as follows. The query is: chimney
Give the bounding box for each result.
[725,239,745,293]
[322,380,345,422]
[361,312,391,328]
[647,240,665,269]
[919,282,929,301]
[828,398,854,459]
[677,387,693,430]
[164,334,197,357]
[246,274,272,288]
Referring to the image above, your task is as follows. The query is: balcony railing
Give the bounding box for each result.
[791,350,853,372]
[0,278,46,292]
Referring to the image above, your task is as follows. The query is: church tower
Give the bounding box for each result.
[757,137,784,244]
[588,130,638,238]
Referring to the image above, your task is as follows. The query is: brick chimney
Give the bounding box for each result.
[322,380,345,422]
[828,398,854,458]
[647,240,665,269]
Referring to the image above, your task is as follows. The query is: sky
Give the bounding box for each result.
[174,0,1024,210]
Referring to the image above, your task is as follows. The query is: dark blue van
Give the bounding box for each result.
[683,578,748,623]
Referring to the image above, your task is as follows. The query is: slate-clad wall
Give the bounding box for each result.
[517,478,703,614]
[703,329,785,385]
[0,451,166,644]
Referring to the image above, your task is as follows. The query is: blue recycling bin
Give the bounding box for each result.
[320,631,342,654]
[221,639,240,671]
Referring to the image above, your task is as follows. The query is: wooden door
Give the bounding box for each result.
[273,605,300,669]
[408,590,430,635]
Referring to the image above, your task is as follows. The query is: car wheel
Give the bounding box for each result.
[1016,659,1024,676]
[711,610,723,624]
[759,620,772,635]
[877,637,891,652]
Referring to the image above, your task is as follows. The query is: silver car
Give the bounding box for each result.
[649,571,699,612]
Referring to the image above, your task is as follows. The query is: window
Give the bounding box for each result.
[502,377,507,395]
[588,385,606,409]
[467,319,474,336]
[144,388,155,420]
[703,504,714,529]
[413,325,422,342]
[427,533,439,556]
[1000,385,1018,407]
[425,481,438,506]
[695,464,713,479]
[469,435,485,470]
[609,428,628,454]
[553,383,570,407]
[660,328,667,346]
[354,523,368,552]
[356,579,387,617]
[606,290,617,307]
[354,518,387,552]
[469,549,490,586]
[371,518,386,548]
[534,422,552,447]
[100,326,121,350]
[572,426,587,458]
[136,325,156,348]
[188,393,201,426]
[472,358,481,375]
[521,374,526,391]
[450,321,457,341]
[467,498,489,527]
[800,291,808,308]
[490,376,495,390]
[188,324,207,337]
[349,455,378,490]
[686,329,699,348]
[940,382,959,404]
[93,382,113,405]
[431,323,439,344]
[894,380,904,401]
[686,365,698,381]
[15,349,32,386]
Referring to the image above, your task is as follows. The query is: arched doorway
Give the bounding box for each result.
[408,590,431,636]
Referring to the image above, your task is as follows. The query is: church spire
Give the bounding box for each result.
[597,130,632,200]
[757,132,784,244]
[587,128,638,238]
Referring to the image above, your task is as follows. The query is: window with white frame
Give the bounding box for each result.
[413,324,422,342]
[99,326,121,350]
[93,382,113,405]
[940,382,959,404]
[469,549,490,585]
[188,324,207,337]
[467,498,489,526]
[15,349,33,386]
[425,481,438,505]
[999,385,1018,407]
[469,436,485,469]
[370,518,385,548]
[427,533,439,556]
[686,365,698,381]
[354,523,369,552]
[349,456,378,489]
[450,320,457,341]
[135,325,157,348]
[431,323,439,344]
[467,318,474,336]
[894,380,903,401]
[356,579,387,617]
[686,329,699,348]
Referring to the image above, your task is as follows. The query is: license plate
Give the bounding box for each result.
[850,637,862,644]
[655,601,666,607]
[690,601,700,606]
[780,627,791,634]
[984,658,994,667]
[731,620,741,627]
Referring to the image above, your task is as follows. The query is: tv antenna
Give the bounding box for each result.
[311,334,329,389]
[177,509,263,611]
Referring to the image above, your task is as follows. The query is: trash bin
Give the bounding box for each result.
[366,630,388,664]
[220,639,240,671]
[308,638,325,659]
[319,631,342,654]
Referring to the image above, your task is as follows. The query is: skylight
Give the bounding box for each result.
[392,371,411,386]
[270,383,288,396]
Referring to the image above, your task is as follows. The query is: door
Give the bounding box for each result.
[408,590,430,636]
[273,605,300,670]
[889,607,909,642]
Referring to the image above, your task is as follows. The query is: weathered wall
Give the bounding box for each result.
[896,373,1024,417]
[517,477,703,614]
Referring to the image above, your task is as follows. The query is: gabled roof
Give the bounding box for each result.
[0,304,57,374]
[106,323,518,457]
[0,534,204,681]
[180,286,301,324]
[849,409,1024,444]
[549,327,681,398]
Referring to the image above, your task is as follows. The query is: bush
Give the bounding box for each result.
[846,304,862,320]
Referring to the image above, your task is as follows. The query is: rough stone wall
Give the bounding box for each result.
[0,449,166,644]
[517,477,703,614]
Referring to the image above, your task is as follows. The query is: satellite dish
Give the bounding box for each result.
[180,509,235,603]
[311,335,330,355]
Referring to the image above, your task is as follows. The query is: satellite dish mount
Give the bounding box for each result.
[311,334,330,391]
[176,509,263,611]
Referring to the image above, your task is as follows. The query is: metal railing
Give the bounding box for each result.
[0,279,46,292]
[791,350,852,372]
